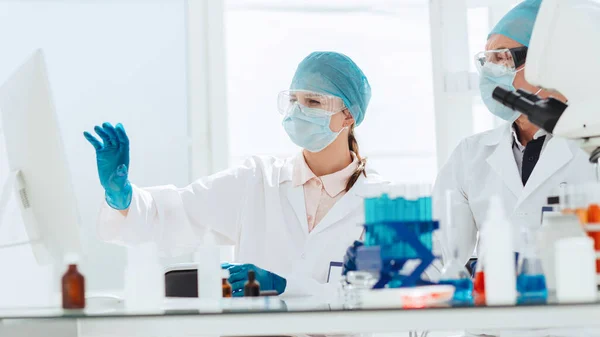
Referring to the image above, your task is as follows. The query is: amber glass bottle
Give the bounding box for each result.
[62,255,85,309]
[222,269,232,298]
[244,270,260,297]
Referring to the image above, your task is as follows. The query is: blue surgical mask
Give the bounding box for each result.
[282,104,342,153]
[479,63,524,122]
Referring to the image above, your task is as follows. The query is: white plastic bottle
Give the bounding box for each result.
[483,196,517,305]
[555,237,598,303]
[195,245,222,301]
[124,243,165,312]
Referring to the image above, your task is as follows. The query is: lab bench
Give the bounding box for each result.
[1,297,600,337]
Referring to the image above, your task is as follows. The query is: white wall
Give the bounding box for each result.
[0,0,189,291]
[225,2,438,183]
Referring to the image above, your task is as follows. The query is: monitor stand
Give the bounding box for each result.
[0,170,58,309]
[0,170,48,258]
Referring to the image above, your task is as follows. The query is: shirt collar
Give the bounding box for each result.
[511,123,548,151]
[292,152,359,198]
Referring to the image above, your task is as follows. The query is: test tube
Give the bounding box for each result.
[377,185,391,223]
[405,184,420,222]
[363,183,383,224]
[419,184,432,221]
[418,184,433,249]
[389,184,406,222]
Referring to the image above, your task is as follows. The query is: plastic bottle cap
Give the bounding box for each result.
[63,253,80,265]
[221,269,230,279]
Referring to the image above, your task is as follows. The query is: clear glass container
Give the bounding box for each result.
[439,190,473,303]
[516,227,547,304]
[338,271,378,309]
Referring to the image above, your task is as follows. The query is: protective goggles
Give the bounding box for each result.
[474,46,528,74]
[277,90,346,116]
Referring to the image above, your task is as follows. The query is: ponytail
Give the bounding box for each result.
[345,125,367,192]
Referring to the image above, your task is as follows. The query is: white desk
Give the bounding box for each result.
[1,298,600,337]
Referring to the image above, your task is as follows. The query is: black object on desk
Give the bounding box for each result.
[165,269,198,298]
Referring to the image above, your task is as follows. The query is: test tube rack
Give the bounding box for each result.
[356,220,439,288]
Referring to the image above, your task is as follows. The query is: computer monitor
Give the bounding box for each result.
[0,49,82,265]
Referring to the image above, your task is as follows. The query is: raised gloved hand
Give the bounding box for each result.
[222,263,287,297]
[342,240,364,276]
[83,122,132,210]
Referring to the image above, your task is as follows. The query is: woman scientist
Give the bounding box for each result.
[433,0,595,267]
[84,51,386,297]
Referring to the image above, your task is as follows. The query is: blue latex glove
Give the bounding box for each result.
[83,122,132,210]
[222,263,287,297]
[342,240,363,276]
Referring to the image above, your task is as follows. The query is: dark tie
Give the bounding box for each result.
[521,135,546,186]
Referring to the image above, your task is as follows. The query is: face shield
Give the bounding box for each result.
[277,90,346,117]
[474,46,528,76]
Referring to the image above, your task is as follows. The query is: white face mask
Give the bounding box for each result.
[479,63,524,121]
[282,104,345,153]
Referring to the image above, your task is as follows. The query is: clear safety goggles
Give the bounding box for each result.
[277,90,346,117]
[474,46,528,74]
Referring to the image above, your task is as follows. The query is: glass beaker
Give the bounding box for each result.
[516,227,547,304]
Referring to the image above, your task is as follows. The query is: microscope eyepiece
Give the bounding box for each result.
[492,87,567,133]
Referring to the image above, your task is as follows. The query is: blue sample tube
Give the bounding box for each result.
[420,196,432,221]
[407,184,424,221]
[389,184,406,222]
[363,184,384,224]
[417,196,425,221]
[380,193,391,222]
[398,196,406,222]
[364,197,377,224]
[415,184,432,221]
[405,196,418,222]
[390,196,398,222]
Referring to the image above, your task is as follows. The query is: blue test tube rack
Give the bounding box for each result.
[356,220,439,288]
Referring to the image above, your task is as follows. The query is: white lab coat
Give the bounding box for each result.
[97,155,387,298]
[433,122,596,265]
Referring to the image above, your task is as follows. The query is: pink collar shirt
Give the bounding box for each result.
[292,153,359,233]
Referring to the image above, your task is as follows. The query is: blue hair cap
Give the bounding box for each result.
[290,52,371,126]
[488,0,543,47]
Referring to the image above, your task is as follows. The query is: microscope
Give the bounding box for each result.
[492,0,600,166]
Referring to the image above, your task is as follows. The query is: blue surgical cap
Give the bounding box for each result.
[488,0,542,47]
[290,52,371,126]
